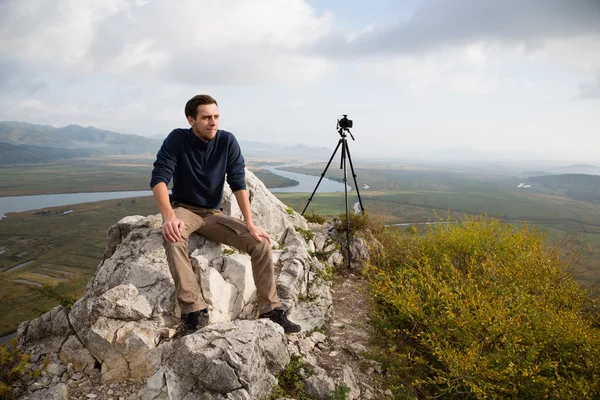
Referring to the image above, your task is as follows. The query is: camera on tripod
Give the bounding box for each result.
[337,115,353,130]
[303,113,364,270]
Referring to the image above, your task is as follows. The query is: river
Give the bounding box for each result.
[0,165,348,218]
[0,190,154,219]
[261,163,349,193]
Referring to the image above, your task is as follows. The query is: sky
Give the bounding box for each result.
[0,0,599,161]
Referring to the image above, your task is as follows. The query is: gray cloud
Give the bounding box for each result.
[0,57,47,94]
[577,75,600,100]
[314,0,600,56]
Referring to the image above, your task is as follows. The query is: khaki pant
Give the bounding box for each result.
[163,203,282,315]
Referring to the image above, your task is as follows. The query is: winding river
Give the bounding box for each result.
[0,165,347,218]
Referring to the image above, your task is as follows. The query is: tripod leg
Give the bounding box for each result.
[343,140,365,213]
[341,138,352,269]
[301,139,343,215]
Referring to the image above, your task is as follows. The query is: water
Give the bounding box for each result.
[262,164,349,193]
[0,190,153,219]
[0,166,347,219]
[14,279,42,287]
[5,260,36,272]
[0,332,16,345]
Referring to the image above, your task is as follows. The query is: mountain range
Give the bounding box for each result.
[0,121,333,164]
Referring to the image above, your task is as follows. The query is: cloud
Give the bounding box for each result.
[322,0,600,55]
[321,0,600,94]
[577,75,600,100]
[0,58,47,94]
[0,0,336,85]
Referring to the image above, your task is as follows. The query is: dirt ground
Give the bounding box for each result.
[314,273,391,399]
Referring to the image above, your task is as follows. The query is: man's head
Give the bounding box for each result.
[185,94,220,142]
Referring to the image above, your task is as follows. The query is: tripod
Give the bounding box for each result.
[301,117,365,269]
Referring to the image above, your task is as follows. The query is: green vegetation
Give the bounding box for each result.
[366,216,600,399]
[334,212,383,236]
[265,355,350,400]
[0,157,303,196]
[294,226,315,242]
[314,262,335,282]
[529,174,600,204]
[0,142,92,165]
[304,212,326,224]
[285,205,295,216]
[0,157,154,196]
[0,339,34,400]
[265,355,315,400]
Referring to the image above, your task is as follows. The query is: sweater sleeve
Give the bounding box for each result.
[226,135,246,192]
[150,132,178,189]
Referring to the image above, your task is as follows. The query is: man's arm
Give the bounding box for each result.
[152,182,183,243]
[233,189,271,244]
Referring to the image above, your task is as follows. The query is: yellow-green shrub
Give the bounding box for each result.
[0,339,30,400]
[367,216,600,399]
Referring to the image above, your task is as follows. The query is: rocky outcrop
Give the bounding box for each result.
[15,169,359,400]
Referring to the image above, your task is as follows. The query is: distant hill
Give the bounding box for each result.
[529,174,600,203]
[0,142,92,165]
[280,143,332,158]
[0,121,333,163]
[554,164,600,176]
[0,121,160,155]
[238,140,332,159]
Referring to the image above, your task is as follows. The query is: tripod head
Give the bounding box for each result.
[337,114,355,140]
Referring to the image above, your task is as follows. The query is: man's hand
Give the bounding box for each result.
[162,217,185,242]
[247,224,271,244]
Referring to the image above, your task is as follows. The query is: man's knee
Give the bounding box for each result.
[249,239,271,257]
[163,239,188,254]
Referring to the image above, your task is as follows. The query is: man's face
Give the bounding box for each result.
[188,103,220,141]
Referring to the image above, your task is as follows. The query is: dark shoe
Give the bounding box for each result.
[259,308,301,333]
[182,308,209,335]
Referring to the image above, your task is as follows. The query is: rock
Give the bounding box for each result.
[304,366,335,400]
[310,331,326,344]
[314,233,327,252]
[60,335,96,373]
[159,320,289,400]
[17,306,73,355]
[346,342,366,356]
[21,383,69,400]
[342,366,360,400]
[221,169,308,242]
[46,362,67,377]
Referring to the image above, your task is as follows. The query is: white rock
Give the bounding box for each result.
[342,366,361,400]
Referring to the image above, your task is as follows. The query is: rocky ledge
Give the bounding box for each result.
[13,170,377,400]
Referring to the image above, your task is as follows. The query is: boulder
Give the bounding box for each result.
[16,169,334,399]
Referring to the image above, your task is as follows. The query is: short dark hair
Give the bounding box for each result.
[185,94,218,119]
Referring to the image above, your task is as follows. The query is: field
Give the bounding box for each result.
[1,157,599,335]
[0,197,158,335]
[0,157,298,196]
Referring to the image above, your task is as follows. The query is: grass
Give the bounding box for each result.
[0,157,304,196]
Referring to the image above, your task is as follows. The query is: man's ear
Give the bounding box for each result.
[187,116,194,126]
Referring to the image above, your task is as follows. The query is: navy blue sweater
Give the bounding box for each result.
[150,129,246,209]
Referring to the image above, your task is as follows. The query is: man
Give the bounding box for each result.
[150,94,301,335]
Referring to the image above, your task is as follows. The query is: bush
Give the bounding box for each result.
[295,226,315,242]
[304,213,326,224]
[0,339,30,400]
[335,212,383,236]
[366,215,600,399]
